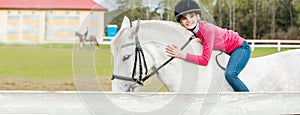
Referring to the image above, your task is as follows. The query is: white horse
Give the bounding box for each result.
[111,16,300,92]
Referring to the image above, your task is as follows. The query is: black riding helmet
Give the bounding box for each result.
[174,0,201,22]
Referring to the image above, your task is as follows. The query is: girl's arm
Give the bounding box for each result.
[185,23,216,66]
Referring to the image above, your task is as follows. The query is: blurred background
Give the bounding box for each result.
[0,0,299,91]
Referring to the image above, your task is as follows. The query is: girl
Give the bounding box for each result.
[165,0,250,92]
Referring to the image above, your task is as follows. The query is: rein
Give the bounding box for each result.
[215,51,226,71]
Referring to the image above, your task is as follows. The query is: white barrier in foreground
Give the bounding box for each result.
[0,91,299,115]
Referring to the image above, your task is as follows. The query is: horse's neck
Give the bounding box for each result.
[142,41,183,91]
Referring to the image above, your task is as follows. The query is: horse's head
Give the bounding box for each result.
[75,31,83,37]
[111,16,146,92]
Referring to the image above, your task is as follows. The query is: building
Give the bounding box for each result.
[0,0,107,44]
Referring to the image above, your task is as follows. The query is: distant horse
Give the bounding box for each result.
[74,31,99,49]
[111,16,300,92]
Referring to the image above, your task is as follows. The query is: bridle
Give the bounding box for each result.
[111,34,226,86]
[111,34,149,85]
[111,33,194,86]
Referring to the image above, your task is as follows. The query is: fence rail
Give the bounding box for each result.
[247,40,300,51]
[102,37,114,44]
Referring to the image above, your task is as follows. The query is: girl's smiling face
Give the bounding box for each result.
[179,13,200,30]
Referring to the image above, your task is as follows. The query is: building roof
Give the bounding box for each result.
[0,0,107,10]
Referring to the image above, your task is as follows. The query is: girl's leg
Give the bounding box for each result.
[225,41,250,92]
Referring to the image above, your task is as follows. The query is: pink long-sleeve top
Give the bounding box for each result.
[185,21,245,66]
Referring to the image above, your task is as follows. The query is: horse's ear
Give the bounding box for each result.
[120,16,131,29]
[132,19,140,35]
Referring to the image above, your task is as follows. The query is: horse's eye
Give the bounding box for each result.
[123,55,131,61]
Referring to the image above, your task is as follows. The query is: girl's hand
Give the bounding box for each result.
[165,44,186,59]
[191,35,197,39]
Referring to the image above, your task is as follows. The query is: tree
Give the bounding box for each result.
[290,0,294,27]
[276,0,297,32]
[270,0,277,39]
[216,0,224,27]
[253,0,257,39]
[294,0,300,25]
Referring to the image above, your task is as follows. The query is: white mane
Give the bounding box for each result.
[132,20,194,38]
[111,20,194,54]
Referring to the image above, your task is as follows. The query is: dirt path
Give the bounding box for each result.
[0,77,112,91]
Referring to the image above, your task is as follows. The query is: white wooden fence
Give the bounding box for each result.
[247,40,300,51]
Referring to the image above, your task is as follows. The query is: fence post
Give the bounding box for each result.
[251,40,255,51]
[277,41,281,52]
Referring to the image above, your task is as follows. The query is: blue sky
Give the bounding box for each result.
[93,0,118,11]
[93,0,218,12]
[93,0,162,11]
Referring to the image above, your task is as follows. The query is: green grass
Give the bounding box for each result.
[0,46,73,80]
[0,44,296,90]
[95,45,113,77]
[250,48,291,58]
[0,44,113,80]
